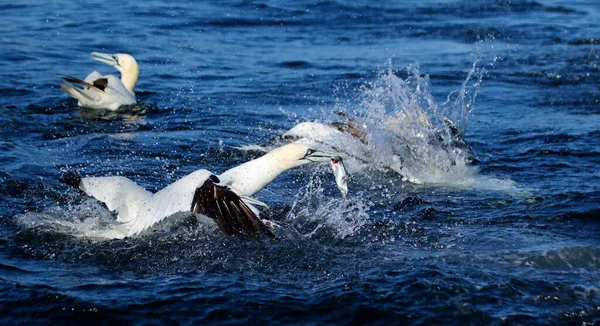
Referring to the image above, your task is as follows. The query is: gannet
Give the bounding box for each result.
[60,52,139,111]
[60,144,348,241]
[281,114,471,184]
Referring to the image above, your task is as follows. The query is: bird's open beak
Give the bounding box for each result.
[90,52,119,67]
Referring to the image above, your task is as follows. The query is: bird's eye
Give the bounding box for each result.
[305,149,315,156]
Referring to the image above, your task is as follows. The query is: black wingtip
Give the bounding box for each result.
[60,171,82,188]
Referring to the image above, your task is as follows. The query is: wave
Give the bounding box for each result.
[503,246,600,271]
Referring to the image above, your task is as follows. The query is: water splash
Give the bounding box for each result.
[279,57,516,191]
[343,61,479,184]
[15,198,128,239]
[285,175,369,240]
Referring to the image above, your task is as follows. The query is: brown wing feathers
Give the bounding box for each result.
[191,175,276,242]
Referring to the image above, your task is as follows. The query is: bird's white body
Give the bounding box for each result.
[283,121,371,174]
[283,121,344,141]
[68,144,347,240]
[60,52,138,111]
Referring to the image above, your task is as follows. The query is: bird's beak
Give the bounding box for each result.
[90,52,119,67]
[303,150,343,163]
[302,149,350,196]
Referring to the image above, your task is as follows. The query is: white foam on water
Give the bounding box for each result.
[15,198,130,240]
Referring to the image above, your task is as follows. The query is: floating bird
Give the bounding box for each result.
[60,52,139,111]
[60,144,348,241]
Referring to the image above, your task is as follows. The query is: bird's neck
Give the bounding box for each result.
[120,68,139,93]
[218,152,299,197]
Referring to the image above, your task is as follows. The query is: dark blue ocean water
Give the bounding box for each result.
[1,0,600,324]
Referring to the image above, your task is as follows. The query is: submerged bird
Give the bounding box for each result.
[281,112,472,184]
[283,112,463,148]
[60,144,348,241]
[60,52,139,111]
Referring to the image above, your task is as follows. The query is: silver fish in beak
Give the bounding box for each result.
[297,146,349,196]
[330,157,349,197]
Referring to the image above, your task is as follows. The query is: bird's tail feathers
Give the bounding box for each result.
[60,81,89,102]
[60,76,101,103]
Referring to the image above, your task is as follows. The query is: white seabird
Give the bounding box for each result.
[60,52,139,111]
[60,144,348,241]
[281,114,470,185]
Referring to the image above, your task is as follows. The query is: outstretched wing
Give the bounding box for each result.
[60,171,152,224]
[191,176,276,242]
